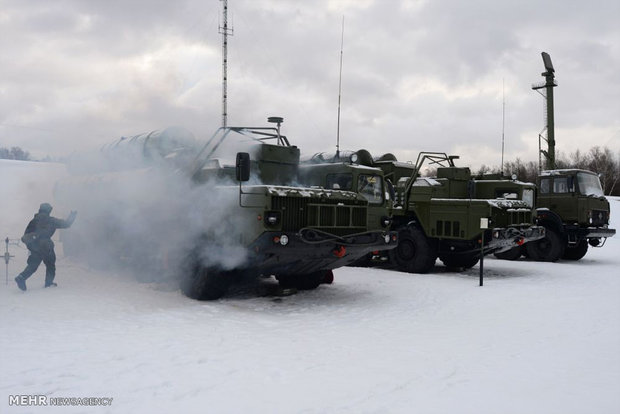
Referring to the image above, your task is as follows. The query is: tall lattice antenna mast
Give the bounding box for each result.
[219,0,234,128]
[336,16,344,159]
[501,78,505,175]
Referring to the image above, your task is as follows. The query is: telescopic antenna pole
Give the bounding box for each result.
[336,16,344,159]
[219,0,234,128]
[501,78,505,175]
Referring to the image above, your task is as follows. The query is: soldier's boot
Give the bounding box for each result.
[44,275,57,288]
[44,263,56,288]
[15,275,27,291]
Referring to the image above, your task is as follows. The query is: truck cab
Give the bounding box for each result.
[537,169,611,226]
[298,161,393,233]
[529,169,616,261]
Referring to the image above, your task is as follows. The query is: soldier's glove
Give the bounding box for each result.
[67,210,78,225]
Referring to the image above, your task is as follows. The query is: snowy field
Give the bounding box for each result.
[1,159,619,414]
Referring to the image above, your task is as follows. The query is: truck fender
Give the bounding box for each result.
[535,208,564,234]
[406,219,418,228]
[404,219,433,240]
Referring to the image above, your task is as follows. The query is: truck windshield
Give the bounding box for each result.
[522,189,534,207]
[358,174,383,204]
[577,172,604,197]
[326,173,353,190]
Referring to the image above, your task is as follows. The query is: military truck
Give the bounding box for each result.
[502,52,616,262]
[185,121,398,298]
[300,150,545,273]
[56,119,397,299]
[494,169,615,261]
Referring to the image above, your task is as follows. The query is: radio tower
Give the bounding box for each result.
[219,0,233,127]
[336,16,344,159]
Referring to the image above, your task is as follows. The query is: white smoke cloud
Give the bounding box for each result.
[53,127,260,285]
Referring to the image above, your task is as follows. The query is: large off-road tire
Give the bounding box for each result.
[181,264,229,300]
[525,228,565,262]
[494,246,524,261]
[439,253,480,270]
[562,239,588,261]
[277,271,327,290]
[297,271,326,290]
[322,270,334,284]
[388,227,436,273]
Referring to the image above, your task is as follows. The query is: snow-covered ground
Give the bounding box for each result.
[1,159,619,414]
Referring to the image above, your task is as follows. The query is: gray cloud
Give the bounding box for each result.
[1,0,618,170]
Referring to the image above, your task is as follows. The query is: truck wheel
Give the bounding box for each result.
[276,274,295,289]
[389,227,436,273]
[322,270,334,284]
[277,272,325,290]
[181,264,229,300]
[440,253,479,270]
[563,239,588,261]
[525,228,565,262]
[494,246,523,260]
[297,271,326,290]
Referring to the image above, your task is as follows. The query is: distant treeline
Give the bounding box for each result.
[477,146,620,196]
[3,144,619,195]
[0,146,31,161]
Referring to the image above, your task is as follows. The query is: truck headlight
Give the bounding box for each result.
[272,234,289,245]
[381,216,392,228]
[265,211,281,226]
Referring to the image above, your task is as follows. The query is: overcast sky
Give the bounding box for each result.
[1,0,619,170]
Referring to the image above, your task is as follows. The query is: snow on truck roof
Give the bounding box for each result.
[540,169,598,176]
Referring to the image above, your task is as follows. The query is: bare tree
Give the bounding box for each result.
[0,146,31,161]
[492,146,619,195]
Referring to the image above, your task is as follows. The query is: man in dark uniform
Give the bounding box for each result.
[14,203,77,291]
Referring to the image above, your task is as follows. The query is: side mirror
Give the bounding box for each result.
[236,152,251,182]
[386,179,396,201]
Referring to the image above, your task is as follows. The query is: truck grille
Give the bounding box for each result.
[509,210,532,226]
[591,209,609,226]
[272,197,367,236]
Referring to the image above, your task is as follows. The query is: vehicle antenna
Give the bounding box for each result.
[501,78,505,175]
[219,0,234,128]
[336,16,344,159]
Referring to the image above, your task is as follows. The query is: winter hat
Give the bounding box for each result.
[39,203,53,214]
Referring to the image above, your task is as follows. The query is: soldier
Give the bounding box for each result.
[14,203,77,291]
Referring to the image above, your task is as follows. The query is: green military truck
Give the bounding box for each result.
[496,169,615,262]
[300,150,545,273]
[516,52,616,262]
[56,119,397,300]
[184,121,397,298]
